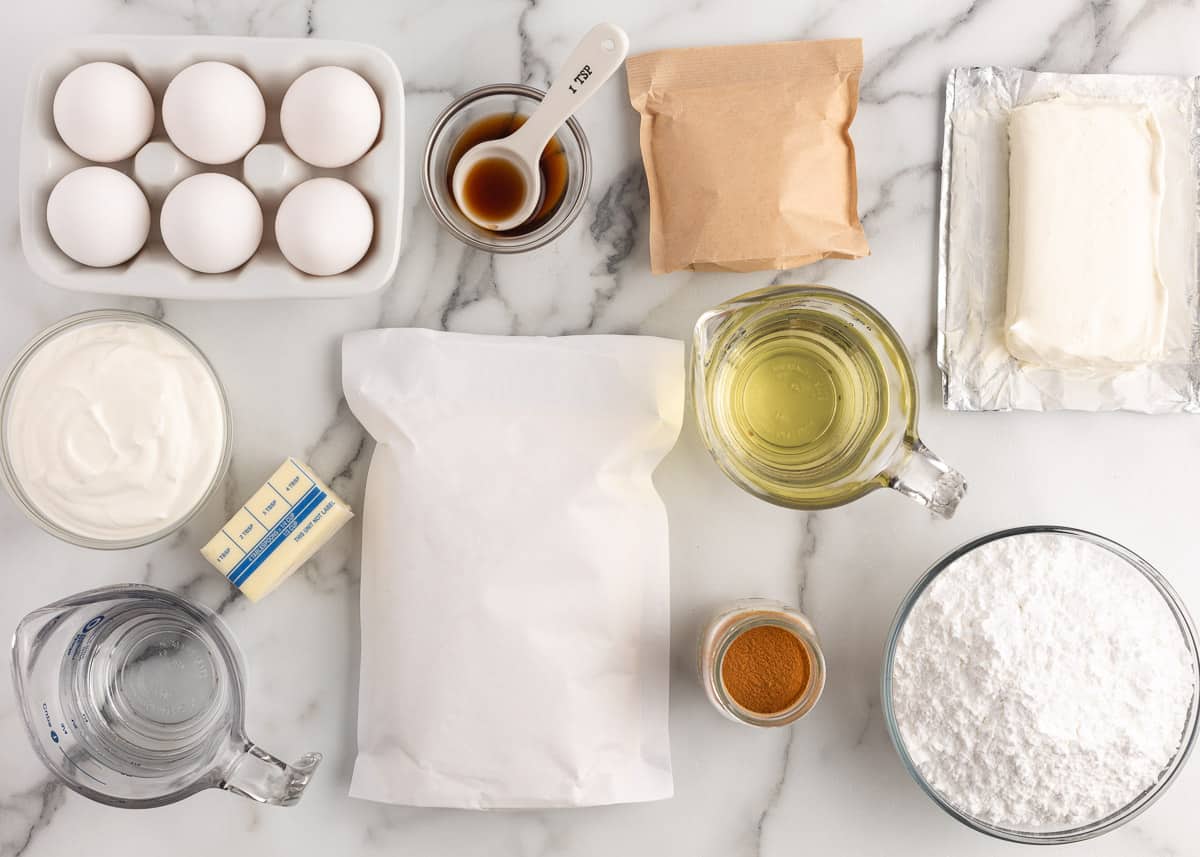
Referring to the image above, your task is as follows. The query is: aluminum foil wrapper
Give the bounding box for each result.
[938,66,1200,412]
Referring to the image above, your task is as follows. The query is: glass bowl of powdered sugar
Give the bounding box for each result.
[882,525,1200,844]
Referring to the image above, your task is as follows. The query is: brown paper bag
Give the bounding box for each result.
[627,39,870,274]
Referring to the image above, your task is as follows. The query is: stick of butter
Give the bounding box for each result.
[202,458,353,602]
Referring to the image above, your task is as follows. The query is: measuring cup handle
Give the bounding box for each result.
[221,741,322,806]
[886,440,966,519]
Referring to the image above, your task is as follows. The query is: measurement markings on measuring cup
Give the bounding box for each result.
[57,746,107,785]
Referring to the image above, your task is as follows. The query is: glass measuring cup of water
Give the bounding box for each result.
[693,286,966,517]
[11,584,321,808]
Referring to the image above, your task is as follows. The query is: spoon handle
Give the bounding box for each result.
[510,23,630,160]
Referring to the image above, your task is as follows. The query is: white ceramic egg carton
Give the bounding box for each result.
[19,35,404,300]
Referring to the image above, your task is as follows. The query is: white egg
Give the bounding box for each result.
[160,173,263,273]
[275,178,373,276]
[47,166,149,267]
[52,62,154,163]
[162,62,265,165]
[280,66,381,168]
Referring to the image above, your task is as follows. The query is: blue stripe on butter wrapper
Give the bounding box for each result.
[228,484,327,586]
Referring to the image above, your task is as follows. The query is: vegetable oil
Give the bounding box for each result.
[696,290,918,508]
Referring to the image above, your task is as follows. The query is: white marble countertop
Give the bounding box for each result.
[2,1,1199,854]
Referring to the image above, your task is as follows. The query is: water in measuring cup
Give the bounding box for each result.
[61,604,234,777]
[15,584,321,808]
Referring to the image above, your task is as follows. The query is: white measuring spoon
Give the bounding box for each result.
[451,23,630,231]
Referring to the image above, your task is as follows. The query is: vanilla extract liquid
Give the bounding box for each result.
[447,113,569,234]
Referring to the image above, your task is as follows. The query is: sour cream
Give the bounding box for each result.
[2,314,228,543]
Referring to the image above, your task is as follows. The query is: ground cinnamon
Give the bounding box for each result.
[720,624,811,714]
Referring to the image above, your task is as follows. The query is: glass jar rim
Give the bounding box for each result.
[710,607,827,727]
[421,83,592,254]
[0,309,232,550]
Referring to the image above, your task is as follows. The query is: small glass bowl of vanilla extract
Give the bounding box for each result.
[423,84,592,253]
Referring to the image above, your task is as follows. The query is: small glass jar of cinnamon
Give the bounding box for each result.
[699,598,825,727]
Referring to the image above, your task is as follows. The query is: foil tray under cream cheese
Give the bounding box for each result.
[937,66,1200,413]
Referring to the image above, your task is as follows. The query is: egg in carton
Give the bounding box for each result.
[19,35,404,300]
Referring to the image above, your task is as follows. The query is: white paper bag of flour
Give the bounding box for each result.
[343,328,683,809]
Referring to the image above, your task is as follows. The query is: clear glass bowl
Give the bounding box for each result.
[422,83,591,253]
[699,598,826,727]
[882,525,1200,845]
[0,310,231,549]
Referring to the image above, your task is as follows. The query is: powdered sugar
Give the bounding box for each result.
[891,531,1196,829]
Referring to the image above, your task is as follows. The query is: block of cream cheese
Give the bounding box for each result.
[202,458,352,601]
[1005,99,1168,368]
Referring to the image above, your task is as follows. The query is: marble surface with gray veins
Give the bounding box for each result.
[2,1,1199,855]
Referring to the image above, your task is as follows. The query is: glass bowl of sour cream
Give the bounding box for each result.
[882,526,1200,845]
[0,309,231,549]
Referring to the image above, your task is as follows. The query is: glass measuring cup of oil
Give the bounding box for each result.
[693,286,965,517]
[11,584,321,808]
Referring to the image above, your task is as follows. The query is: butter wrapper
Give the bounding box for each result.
[202,458,353,602]
[938,66,1200,413]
